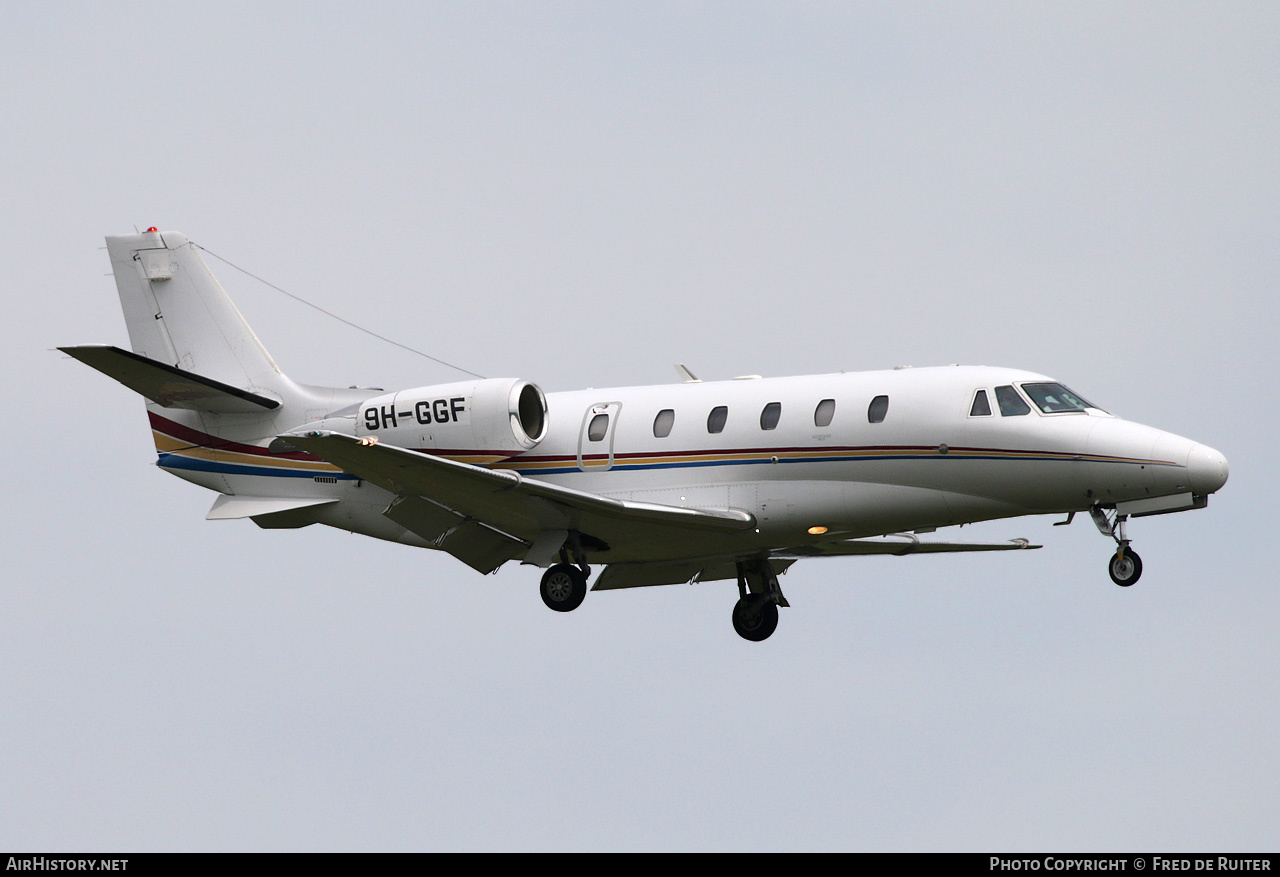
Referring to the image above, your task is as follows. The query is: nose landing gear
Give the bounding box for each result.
[1091,506,1143,587]
[1108,548,1143,587]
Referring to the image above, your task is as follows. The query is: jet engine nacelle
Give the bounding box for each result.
[353,378,548,459]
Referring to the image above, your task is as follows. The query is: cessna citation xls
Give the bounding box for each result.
[62,230,1229,641]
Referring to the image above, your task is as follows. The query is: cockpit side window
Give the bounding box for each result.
[970,390,992,417]
[1020,382,1100,414]
[995,385,1031,416]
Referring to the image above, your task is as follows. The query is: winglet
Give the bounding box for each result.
[675,364,701,383]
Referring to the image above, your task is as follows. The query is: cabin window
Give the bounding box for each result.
[970,390,992,417]
[587,412,610,441]
[867,395,889,424]
[760,402,782,430]
[653,409,675,438]
[814,398,836,428]
[707,406,729,434]
[995,385,1031,416]
[1020,382,1097,414]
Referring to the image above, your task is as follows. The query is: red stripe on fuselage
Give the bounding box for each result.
[148,413,1174,470]
[148,412,524,463]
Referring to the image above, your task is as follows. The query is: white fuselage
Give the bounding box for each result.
[156,364,1227,564]
[72,229,1230,639]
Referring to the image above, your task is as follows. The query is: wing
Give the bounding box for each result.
[284,431,757,573]
[772,533,1040,557]
[592,558,796,591]
[591,535,1038,592]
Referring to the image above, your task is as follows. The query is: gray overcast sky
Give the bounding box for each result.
[3,2,1276,851]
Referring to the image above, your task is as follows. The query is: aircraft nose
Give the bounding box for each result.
[1187,443,1229,494]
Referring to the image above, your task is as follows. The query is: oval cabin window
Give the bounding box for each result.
[867,395,889,424]
[707,406,728,434]
[653,409,675,438]
[814,399,835,428]
[760,402,782,430]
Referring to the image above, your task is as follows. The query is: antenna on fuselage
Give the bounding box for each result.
[675,364,701,383]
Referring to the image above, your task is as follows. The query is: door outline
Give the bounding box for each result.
[577,402,622,472]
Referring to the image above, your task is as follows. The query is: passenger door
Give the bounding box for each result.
[577,402,621,472]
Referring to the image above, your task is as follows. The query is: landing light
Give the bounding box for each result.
[808,526,829,535]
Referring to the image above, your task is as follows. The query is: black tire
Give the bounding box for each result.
[1109,549,1143,587]
[540,563,587,612]
[732,594,779,642]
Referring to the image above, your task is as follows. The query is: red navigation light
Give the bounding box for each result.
[146,227,158,233]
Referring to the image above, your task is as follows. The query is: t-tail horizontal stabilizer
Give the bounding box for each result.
[60,345,280,413]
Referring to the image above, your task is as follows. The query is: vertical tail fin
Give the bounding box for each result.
[106,230,292,403]
[92,230,373,467]
[65,230,373,495]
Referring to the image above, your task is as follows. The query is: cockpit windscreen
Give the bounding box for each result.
[1019,382,1102,414]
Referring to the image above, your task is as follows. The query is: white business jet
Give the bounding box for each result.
[62,230,1229,641]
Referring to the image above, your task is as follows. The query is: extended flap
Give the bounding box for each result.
[384,496,526,574]
[593,559,796,591]
[774,535,1039,557]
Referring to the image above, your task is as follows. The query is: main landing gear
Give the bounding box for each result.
[540,564,587,611]
[732,559,789,642]
[1090,506,1143,587]
[540,543,590,612]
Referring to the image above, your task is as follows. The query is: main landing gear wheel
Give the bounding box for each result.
[1109,549,1143,587]
[540,563,587,612]
[732,594,779,642]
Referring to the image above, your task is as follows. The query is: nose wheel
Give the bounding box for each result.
[1108,549,1143,586]
[1091,506,1144,587]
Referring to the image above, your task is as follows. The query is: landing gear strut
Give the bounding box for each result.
[731,559,788,642]
[1090,506,1143,587]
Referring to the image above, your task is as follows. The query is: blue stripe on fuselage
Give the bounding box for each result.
[516,453,1176,475]
[159,450,1176,479]
[157,453,360,480]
